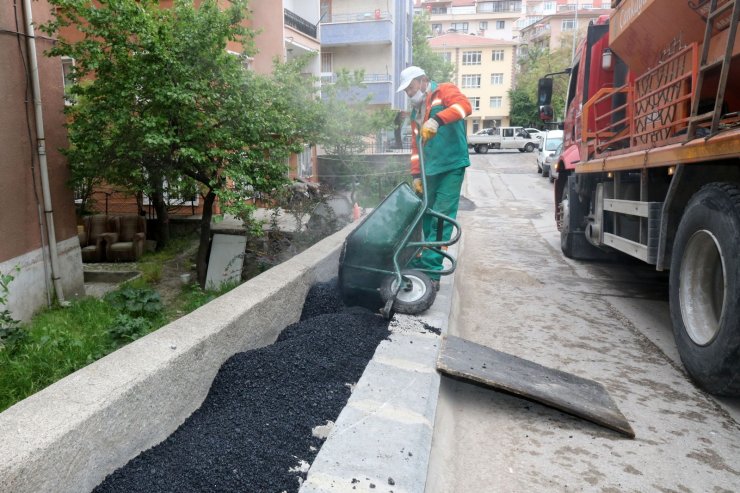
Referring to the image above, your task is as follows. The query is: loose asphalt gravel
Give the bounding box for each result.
[94,279,390,493]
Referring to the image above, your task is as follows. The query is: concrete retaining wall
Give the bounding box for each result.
[1,236,85,323]
[0,224,354,493]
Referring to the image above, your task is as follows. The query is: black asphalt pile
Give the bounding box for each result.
[94,280,389,493]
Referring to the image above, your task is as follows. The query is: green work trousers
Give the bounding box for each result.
[410,167,465,280]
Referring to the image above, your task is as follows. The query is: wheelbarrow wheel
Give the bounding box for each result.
[380,270,436,315]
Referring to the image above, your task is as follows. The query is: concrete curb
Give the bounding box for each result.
[0,223,356,493]
[301,251,456,493]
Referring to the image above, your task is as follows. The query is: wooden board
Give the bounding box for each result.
[437,336,635,438]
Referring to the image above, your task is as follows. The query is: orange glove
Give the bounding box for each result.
[412,177,423,195]
[421,119,439,142]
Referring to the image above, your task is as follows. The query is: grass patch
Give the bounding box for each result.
[166,281,240,319]
[0,297,118,412]
[0,273,239,413]
[0,283,167,413]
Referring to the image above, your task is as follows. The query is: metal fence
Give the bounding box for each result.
[284,9,317,38]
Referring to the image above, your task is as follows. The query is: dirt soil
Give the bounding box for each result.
[154,242,200,307]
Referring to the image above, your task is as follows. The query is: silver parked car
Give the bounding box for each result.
[537,130,563,177]
[545,142,563,183]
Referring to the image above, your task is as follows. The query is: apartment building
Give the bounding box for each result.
[430,33,517,131]
[416,0,524,41]
[1,0,85,321]
[518,1,611,51]
[0,1,323,320]
[273,1,322,181]
[320,0,414,111]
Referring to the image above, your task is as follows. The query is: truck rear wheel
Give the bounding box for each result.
[669,183,740,396]
[524,143,535,153]
[475,145,488,154]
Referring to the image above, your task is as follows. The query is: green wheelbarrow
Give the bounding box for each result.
[338,146,461,319]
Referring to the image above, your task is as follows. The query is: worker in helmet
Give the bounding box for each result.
[396,66,472,291]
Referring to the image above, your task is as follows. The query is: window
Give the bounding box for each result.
[496,20,505,30]
[562,18,576,31]
[479,21,488,30]
[432,23,442,35]
[543,1,555,12]
[502,128,514,137]
[144,178,199,207]
[298,145,313,179]
[61,57,75,88]
[321,52,333,83]
[489,96,503,108]
[462,51,482,65]
[440,52,452,62]
[490,73,504,85]
[492,49,505,61]
[450,22,469,33]
[477,0,522,12]
[321,52,333,73]
[462,74,481,88]
[469,97,480,111]
[581,3,593,8]
[431,7,447,14]
[61,57,75,105]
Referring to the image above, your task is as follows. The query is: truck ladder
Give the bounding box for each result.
[687,0,740,140]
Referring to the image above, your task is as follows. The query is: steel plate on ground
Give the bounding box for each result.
[437,335,635,438]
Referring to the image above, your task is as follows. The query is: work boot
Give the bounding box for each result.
[431,279,440,292]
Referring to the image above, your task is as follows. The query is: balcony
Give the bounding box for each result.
[477,1,523,13]
[321,73,393,106]
[321,11,393,46]
[284,9,317,39]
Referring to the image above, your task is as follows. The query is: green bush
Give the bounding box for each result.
[0,268,25,351]
[108,314,152,342]
[105,286,163,318]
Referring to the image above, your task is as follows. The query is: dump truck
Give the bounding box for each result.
[538,0,740,395]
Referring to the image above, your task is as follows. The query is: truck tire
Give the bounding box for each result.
[524,143,535,153]
[476,145,488,154]
[380,270,436,315]
[669,182,740,396]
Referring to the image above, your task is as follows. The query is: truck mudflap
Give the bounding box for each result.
[559,175,616,260]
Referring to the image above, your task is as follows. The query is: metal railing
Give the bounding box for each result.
[321,10,391,23]
[477,1,523,13]
[580,44,699,160]
[284,9,317,38]
[321,73,392,84]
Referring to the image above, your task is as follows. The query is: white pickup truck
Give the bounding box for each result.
[467,126,538,154]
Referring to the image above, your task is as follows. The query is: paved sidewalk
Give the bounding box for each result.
[301,255,456,493]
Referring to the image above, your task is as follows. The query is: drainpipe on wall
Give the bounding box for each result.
[22,0,67,306]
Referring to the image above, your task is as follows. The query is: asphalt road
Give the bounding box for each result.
[426,150,740,492]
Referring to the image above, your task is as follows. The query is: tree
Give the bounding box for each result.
[316,70,395,203]
[508,44,572,127]
[412,11,454,82]
[44,0,321,286]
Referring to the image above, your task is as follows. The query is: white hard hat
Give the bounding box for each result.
[396,66,426,92]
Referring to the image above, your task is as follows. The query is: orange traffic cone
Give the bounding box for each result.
[353,202,361,221]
